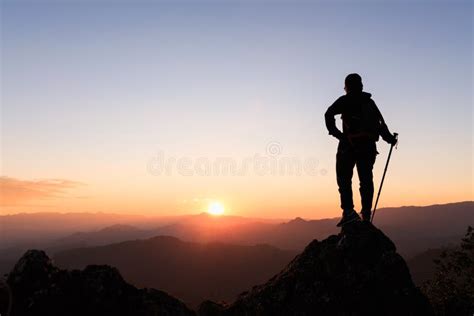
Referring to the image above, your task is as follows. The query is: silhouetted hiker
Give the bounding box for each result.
[325,73,397,227]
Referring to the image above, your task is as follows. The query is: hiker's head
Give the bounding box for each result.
[344,73,363,93]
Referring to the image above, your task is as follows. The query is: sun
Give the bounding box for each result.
[207,201,225,216]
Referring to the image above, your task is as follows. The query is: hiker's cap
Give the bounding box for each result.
[345,73,363,92]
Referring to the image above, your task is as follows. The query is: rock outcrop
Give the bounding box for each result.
[5,250,194,316]
[4,221,434,316]
[198,221,433,316]
[0,279,11,316]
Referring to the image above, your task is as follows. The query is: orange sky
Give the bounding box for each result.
[1,166,472,219]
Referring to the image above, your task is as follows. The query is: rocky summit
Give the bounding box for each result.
[3,221,434,316]
[198,221,434,316]
[5,249,194,316]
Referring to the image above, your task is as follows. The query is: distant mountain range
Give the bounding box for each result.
[53,236,296,307]
[5,222,434,316]
[1,201,472,283]
[50,230,469,308]
[48,201,474,257]
[0,211,277,249]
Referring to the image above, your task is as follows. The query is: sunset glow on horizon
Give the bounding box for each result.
[207,202,225,216]
[1,2,472,220]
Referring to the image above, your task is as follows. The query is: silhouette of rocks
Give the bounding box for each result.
[6,222,434,316]
[0,278,11,316]
[197,300,227,316]
[6,250,194,316]
[199,221,434,316]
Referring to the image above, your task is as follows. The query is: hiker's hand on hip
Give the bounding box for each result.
[337,131,347,141]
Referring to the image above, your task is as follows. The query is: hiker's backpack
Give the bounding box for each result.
[342,98,381,142]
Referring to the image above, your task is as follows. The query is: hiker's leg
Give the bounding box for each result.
[356,148,377,219]
[336,151,356,215]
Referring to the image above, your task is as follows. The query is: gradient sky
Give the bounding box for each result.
[1,1,472,219]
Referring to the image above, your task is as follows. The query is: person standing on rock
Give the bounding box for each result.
[325,73,397,227]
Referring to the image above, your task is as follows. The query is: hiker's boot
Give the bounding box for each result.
[361,210,372,222]
[337,210,361,227]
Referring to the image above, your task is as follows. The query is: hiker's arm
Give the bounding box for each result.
[373,102,397,144]
[325,98,344,140]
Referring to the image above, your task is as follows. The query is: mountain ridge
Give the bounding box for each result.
[198,221,434,315]
[4,221,434,315]
[53,235,297,307]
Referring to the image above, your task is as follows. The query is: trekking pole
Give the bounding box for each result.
[371,133,398,223]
